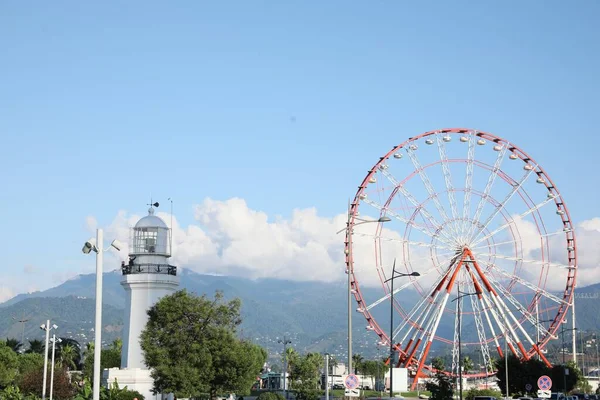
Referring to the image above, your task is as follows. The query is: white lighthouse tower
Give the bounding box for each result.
[104,204,179,399]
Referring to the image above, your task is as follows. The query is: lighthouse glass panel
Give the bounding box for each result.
[131,227,170,255]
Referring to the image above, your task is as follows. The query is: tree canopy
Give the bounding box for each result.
[140,290,266,399]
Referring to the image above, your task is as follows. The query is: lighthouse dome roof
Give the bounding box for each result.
[135,207,168,229]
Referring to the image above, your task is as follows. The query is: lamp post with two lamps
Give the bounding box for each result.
[383,260,419,399]
[451,289,481,400]
[82,229,123,400]
[338,214,391,376]
[40,321,58,400]
[49,335,62,400]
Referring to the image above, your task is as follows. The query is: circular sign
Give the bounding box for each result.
[526,384,533,391]
[344,374,360,390]
[538,375,552,390]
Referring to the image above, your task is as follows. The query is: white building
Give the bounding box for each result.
[103,205,179,400]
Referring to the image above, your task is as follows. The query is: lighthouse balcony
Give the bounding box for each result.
[121,263,177,276]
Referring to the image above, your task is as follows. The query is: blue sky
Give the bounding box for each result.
[1,1,599,300]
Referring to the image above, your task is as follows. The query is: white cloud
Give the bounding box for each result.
[0,286,15,303]
[83,198,600,296]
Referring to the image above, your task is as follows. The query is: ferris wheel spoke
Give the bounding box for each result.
[485,277,551,364]
[405,144,462,240]
[436,133,461,229]
[467,165,538,245]
[469,238,519,252]
[464,276,493,370]
[471,195,558,247]
[352,231,452,251]
[486,275,552,338]
[362,198,455,247]
[460,132,477,244]
[484,262,569,305]
[366,255,454,312]
[465,143,508,241]
[477,252,572,271]
[379,167,458,245]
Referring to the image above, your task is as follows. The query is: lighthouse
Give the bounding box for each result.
[104,204,179,399]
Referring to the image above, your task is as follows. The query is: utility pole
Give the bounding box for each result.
[279,336,292,400]
[12,315,30,351]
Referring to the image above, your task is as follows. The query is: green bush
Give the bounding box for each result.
[257,392,285,400]
[465,388,503,400]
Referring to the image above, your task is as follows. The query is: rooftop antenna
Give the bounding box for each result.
[168,197,173,254]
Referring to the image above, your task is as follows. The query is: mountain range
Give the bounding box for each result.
[2,269,599,363]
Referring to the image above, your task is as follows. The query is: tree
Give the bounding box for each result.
[360,360,381,389]
[462,356,474,374]
[0,341,19,388]
[140,290,266,399]
[83,341,121,383]
[57,338,82,370]
[289,353,322,400]
[425,357,453,400]
[352,354,364,375]
[20,366,75,399]
[5,339,22,353]
[17,352,44,383]
[26,339,45,355]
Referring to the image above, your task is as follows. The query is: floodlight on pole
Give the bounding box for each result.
[82,228,121,400]
[49,335,62,400]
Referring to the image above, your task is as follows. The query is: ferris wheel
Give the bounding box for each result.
[344,128,577,387]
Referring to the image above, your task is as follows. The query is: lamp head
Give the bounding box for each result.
[378,216,392,223]
[40,324,46,330]
[409,272,421,277]
[52,324,58,330]
[82,238,97,254]
[110,239,124,252]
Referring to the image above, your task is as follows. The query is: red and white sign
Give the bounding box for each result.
[344,374,360,390]
[537,375,552,391]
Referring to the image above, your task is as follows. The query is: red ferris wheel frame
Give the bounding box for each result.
[344,128,577,385]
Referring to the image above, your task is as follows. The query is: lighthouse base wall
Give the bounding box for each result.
[121,273,179,369]
[103,367,175,400]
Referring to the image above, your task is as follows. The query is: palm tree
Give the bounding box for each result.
[5,338,22,353]
[26,339,45,354]
[59,344,78,370]
[352,353,364,374]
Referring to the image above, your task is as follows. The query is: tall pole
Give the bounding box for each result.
[536,301,541,361]
[596,333,599,383]
[572,298,577,364]
[42,319,50,400]
[347,202,353,376]
[325,354,330,400]
[458,298,463,400]
[562,326,566,394]
[389,262,395,400]
[50,335,57,400]
[279,337,292,400]
[93,228,104,400]
[505,332,509,400]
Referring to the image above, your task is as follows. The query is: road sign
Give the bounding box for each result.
[538,375,552,390]
[344,374,360,390]
[345,389,360,397]
[537,390,551,398]
[526,384,533,391]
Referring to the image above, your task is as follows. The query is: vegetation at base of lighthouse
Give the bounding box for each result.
[140,289,267,399]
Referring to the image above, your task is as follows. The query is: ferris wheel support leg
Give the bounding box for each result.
[533,344,552,367]
[403,338,422,367]
[398,339,414,364]
[411,341,433,390]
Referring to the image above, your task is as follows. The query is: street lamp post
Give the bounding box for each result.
[325,353,330,400]
[81,229,122,400]
[338,213,391,376]
[278,336,292,400]
[49,335,62,400]
[40,321,57,400]
[451,290,481,400]
[384,260,419,399]
[561,324,578,394]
